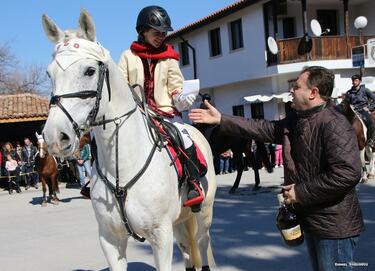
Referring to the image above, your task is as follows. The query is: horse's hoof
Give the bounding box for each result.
[229,188,236,194]
[41,201,47,207]
[201,266,210,271]
[52,200,59,205]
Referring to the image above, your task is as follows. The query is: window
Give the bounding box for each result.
[232,105,244,117]
[317,10,338,35]
[283,17,296,39]
[251,103,264,119]
[229,19,243,50]
[179,42,190,66]
[209,28,221,57]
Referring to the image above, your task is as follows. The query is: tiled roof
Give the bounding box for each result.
[0,93,49,123]
[166,0,261,40]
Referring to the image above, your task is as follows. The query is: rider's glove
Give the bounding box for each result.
[172,92,196,112]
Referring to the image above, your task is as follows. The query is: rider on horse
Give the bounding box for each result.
[118,6,203,212]
[344,74,375,146]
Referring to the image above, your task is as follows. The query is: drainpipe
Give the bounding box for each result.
[178,36,197,80]
[301,0,310,60]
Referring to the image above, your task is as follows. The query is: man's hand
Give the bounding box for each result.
[364,107,369,112]
[188,100,221,125]
[282,184,297,204]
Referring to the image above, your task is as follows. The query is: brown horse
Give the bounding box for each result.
[35,133,60,206]
[337,102,375,182]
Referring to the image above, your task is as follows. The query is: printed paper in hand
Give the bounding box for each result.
[183,79,200,96]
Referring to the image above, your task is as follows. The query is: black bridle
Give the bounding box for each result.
[47,60,159,242]
[49,61,110,139]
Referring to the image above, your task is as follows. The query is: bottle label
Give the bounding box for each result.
[281,225,302,240]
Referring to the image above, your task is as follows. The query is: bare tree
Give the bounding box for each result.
[0,43,17,86]
[0,42,49,95]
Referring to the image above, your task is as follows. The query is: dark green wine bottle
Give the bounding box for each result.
[276,193,304,246]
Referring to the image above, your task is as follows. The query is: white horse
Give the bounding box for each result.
[41,9,216,271]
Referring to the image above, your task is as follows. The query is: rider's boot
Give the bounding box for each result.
[183,145,204,213]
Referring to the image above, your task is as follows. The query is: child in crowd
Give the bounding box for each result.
[5,154,21,194]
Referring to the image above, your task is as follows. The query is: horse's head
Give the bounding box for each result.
[41,9,111,156]
[337,101,356,123]
[36,132,48,158]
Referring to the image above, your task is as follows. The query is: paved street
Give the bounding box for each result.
[0,168,373,271]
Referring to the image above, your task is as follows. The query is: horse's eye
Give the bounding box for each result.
[84,67,96,76]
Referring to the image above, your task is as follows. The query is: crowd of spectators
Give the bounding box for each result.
[0,138,39,194]
[0,134,93,195]
[217,141,283,175]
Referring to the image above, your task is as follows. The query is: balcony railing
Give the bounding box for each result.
[268,35,375,66]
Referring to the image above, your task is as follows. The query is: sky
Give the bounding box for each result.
[1,0,236,69]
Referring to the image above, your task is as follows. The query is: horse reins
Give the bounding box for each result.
[48,61,166,242]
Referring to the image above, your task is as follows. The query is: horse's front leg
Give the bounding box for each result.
[52,175,60,204]
[99,226,129,271]
[41,177,48,207]
[359,149,368,183]
[149,221,174,271]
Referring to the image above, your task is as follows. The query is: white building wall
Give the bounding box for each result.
[172,0,375,121]
[174,2,274,88]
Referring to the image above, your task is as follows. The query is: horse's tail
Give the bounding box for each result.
[186,215,215,268]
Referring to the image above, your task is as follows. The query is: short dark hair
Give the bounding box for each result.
[351,74,362,81]
[301,66,334,100]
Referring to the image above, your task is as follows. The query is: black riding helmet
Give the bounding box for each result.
[136,6,173,34]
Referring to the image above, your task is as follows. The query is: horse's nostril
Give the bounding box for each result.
[59,132,70,142]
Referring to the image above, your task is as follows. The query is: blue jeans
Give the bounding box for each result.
[77,160,92,186]
[305,232,359,271]
[24,164,38,186]
[219,157,229,173]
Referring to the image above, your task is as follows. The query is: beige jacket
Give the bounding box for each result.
[118,49,184,113]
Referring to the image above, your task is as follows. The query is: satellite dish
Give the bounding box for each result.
[267,36,279,55]
[311,19,322,37]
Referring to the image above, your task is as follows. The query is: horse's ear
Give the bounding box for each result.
[42,14,64,44]
[78,9,96,42]
[35,132,41,139]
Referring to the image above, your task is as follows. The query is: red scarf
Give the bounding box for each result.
[130,41,180,60]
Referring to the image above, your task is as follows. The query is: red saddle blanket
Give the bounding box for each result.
[167,143,207,180]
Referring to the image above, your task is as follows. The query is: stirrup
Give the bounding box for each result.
[183,181,204,208]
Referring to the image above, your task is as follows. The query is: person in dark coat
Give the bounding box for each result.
[21,137,38,189]
[189,66,364,271]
